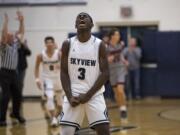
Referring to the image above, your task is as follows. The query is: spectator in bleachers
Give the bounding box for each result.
[123,37,142,99]
[17,38,31,100]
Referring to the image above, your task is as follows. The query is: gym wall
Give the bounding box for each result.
[0,0,180,96]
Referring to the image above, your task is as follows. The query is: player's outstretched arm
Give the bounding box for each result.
[61,40,80,107]
[79,41,110,104]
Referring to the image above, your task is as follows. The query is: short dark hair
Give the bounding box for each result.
[78,12,93,23]
[87,14,93,23]
[44,36,54,43]
[109,28,119,39]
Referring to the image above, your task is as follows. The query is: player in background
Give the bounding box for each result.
[107,28,128,122]
[34,36,63,127]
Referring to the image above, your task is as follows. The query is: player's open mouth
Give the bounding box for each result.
[79,20,86,26]
[79,24,86,27]
[80,20,85,24]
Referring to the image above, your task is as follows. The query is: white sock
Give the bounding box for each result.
[119,106,127,111]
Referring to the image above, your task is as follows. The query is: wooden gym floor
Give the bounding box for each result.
[0,99,180,135]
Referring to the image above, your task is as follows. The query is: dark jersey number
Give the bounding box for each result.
[78,68,86,80]
[49,65,54,71]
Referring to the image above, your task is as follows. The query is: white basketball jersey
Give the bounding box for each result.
[42,49,60,78]
[68,35,105,96]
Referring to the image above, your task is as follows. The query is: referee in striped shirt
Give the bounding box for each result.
[0,12,25,126]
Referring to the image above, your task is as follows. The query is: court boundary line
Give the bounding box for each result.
[158,108,180,122]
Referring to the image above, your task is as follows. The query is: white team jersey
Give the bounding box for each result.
[42,49,60,78]
[68,35,105,96]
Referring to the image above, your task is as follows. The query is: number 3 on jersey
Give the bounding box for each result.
[78,68,86,80]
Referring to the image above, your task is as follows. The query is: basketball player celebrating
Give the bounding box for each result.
[34,36,63,127]
[60,12,110,135]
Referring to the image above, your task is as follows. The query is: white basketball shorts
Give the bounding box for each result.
[59,94,109,129]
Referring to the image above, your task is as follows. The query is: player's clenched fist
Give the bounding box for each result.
[69,96,80,107]
[78,93,91,104]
